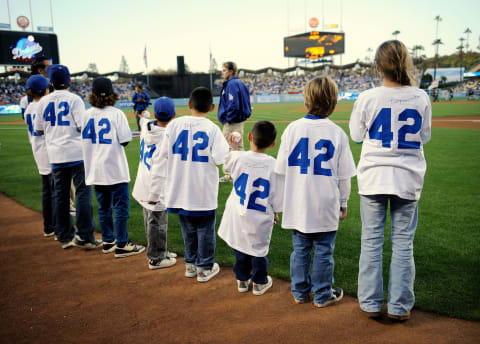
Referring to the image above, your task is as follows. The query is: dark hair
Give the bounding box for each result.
[88,92,119,108]
[156,112,173,123]
[31,57,50,75]
[223,61,238,76]
[251,120,277,149]
[136,83,143,90]
[53,84,69,90]
[375,40,414,86]
[26,88,47,98]
[190,87,213,113]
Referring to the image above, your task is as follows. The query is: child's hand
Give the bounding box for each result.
[339,207,347,221]
[274,213,279,225]
[228,132,242,151]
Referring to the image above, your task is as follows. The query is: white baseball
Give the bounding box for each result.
[231,131,242,143]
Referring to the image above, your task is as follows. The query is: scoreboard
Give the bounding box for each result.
[0,30,59,65]
[284,31,345,59]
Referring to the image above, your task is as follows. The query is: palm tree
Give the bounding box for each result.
[434,15,442,40]
[432,38,444,80]
[392,30,400,40]
[464,28,472,51]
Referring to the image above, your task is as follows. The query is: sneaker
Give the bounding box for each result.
[294,296,311,304]
[197,263,220,282]
[102,241,116,254]
[237,279,251,293]
[167,251,177,258]
[73,236,102,250]
[362,310,382,318]
[185,263,197,278]
[61,238,75,249]
[219,175,232,183]
[252,276,273,296]
[43,231,55,237]
[314,287,344,308]
[114,242,145,258]
[149,257,177,270]
[388,312,411,321]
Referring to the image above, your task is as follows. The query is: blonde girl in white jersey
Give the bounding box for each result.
[349,40,432,321]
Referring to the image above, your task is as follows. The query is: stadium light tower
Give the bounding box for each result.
[464,28,472,51]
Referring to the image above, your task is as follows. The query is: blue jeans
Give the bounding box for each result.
[233,249,268,284]
[358,195,418,316]
[178,213,216,269]
[52,164,95,244]
[290,229,337,304]
[95,183,130,246]
[41,174,55,235]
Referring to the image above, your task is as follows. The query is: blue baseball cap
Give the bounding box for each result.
[154,97,175,121]
[47,64,70,88]
[26,74,50,93]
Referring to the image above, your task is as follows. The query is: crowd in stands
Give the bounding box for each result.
[0,81,25,104]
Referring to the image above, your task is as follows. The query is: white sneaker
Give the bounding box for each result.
[237,279,251,293]
[252,276,273,296]
[167,251,177,258]
[197,263,220,282]
[185,263,197,278]
[149,257,177,270]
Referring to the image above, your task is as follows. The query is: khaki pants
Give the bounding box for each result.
[222,121,245,177]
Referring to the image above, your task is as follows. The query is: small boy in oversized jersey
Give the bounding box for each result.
[24,74,55,237]
[34,64,99,249]
[218,120,283,295]
[157,87,229,282]
[80,77,145,258]
[275,76,356,307]
[132,97,178,269]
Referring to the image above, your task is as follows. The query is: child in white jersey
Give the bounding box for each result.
[80,77,145,258]
[24,75,55,237]
[218,120,283,295]
[349,40,432,321]
[33,65,99,250]
[157,87,229,282]
[275,76,356,308]
[132,97,178,269]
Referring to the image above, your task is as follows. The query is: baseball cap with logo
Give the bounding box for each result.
[92,77,114,97]
[47,64,70,88]
[26,74,50,93]
[154,97,175,121]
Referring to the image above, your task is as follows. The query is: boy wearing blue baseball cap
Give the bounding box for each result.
[132,97,177,269]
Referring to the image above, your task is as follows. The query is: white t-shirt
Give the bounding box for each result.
[218,151,284,257]
[33,90,86,164]
[275,116,356,233]
[132,120,167,211]
[80,106,132,185]
[349,86,432,200]
[20,95,29,114]
[157,115,229,211]
[24,101,51,175]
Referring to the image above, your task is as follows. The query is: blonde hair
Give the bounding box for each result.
[375,40,415,86]
[223,61,238,76]
[303,76,338,117]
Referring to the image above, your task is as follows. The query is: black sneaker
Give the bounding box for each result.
[73,236,102,250]
[314,287,344,308]
[44,231,55,237]
[102,241,116,254]
[114,242,145,258]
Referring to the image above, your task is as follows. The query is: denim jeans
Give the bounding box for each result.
[41,173,55,235]
[178,213,216,269]
[358,195,418,316]
[233,249,268,284]
[95,183,130,246]
[290,229,337,304]
[143,208,168,262]
[52,164,95,244]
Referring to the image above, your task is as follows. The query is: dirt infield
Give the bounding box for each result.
[1,194,479,344]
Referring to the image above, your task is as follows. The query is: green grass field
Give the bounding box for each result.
[0,100,479,319]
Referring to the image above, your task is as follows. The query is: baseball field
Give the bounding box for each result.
[0,99,479,320]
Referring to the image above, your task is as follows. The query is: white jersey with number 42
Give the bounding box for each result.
[349,86,432,200]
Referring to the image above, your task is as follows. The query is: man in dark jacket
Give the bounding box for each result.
[218,61,252,182]
[132,83,151,131]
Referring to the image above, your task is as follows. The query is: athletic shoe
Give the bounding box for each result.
[314,287,344,308]
[185,263,197,278]
[197,263,220,282]
[149,257,177,270]
[114,242,145,258]
[388,312,411,321]
[102,241,116,254]
[167,251,177,258]
[362,310,382,318]
[237,279,251,293]
[73,236,102,250]
[219,175,232,183]
[61,238,75,249]
[252,276,273,296]
[43,231,55,237]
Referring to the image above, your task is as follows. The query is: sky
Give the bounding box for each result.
[1,0,479,74]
